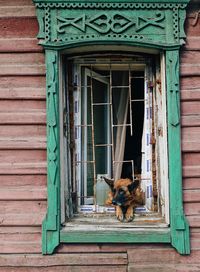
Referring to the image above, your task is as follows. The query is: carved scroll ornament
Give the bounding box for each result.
[57,12,165,34]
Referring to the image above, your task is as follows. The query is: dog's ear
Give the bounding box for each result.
[102,177,114,189]
[128,179,140,192]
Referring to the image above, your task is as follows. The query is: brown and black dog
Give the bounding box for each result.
[103,177,144,222]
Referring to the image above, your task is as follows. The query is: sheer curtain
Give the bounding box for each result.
[113,73,129,180]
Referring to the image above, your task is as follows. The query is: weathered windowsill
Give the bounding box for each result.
[60,213,170,244]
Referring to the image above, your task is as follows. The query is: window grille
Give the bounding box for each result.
[66,57,162,216]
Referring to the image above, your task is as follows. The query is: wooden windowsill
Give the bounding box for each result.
[62,213,168,230]
[60,213,170,244]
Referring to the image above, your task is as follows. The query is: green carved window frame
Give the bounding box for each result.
[33,0,190,255]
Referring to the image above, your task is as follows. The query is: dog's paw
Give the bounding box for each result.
[125,214,134,222]
[125,207,134,222]
[116,206,124,222]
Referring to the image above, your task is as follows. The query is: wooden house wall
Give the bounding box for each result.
[0,0,199,271]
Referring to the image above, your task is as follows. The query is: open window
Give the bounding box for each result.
[62,53,169,227]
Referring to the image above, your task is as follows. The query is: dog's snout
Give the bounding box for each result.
[112,200,117,205]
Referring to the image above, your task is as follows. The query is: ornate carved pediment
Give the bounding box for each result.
[34,0,189,48]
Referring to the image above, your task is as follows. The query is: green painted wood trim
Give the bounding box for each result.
[166,49,190,255]
[42,50,61,255]
[34,1,189,48]
[33,0,191,255]
[60,229,171,243]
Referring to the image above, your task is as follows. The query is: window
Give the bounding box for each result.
[62,54,169,226]
[34,0,190,255]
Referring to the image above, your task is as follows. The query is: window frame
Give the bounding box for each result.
[33,0,190,255]
[63,55,169,218]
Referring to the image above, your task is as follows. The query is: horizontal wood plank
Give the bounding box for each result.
[0,214,44,226]
[0,100,45,111]
[191,230,200,249]
[0,53,44,65]
[182,142,200,152]
[0,267,127,272]
[127,248,200,264]
[0,18,38,38]
[180,76,200,89]
[0,186,46,200]
[0,200,46,214]
[0,200,46,226]
[0,226,41,234]
[187,215,200,228]
[0,112,46,125]
[0,6,36,17]
[58,244,131,253]
[0,76,45,89]
[0,87,45,100]
[0,0,33,6]
[0,232,41,254]
[183,37,200,51]
[184,190,200,203]
[0,65,45,76]
[0,253,127,266]
[181,64,200,76]
[181,115,200,127]
[0,53,45,76]
[183,153,200,166]
[181,89,200,101]
[0,150,46,163]
[182,127,200,152]
[0,137,46,149]
[184,202,200,216]
[181,102,200,115]
[182,127,200,141]
[183,166,200,178]
[0,38,43,53]
[128,264,200,272]
[181,51,200,64]
[183,178,200,190]
[0,162,46,174]
[0,125,46,137]
[0,175,46,187]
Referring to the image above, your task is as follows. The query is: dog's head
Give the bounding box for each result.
[103,177,140,207]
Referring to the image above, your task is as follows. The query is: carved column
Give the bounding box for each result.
[166,49,190,254]
[42,50,61,254]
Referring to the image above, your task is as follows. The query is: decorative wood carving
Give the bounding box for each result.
[166,49,190,255]
[167,50,180,127]
[33,0,190,255]
[34,1,189,47]
[42,50,60,254]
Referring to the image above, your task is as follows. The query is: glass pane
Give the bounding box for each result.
[96,146,112,180]
[93,105,111,145]
[92,78,109,104]
[112,71,129,87]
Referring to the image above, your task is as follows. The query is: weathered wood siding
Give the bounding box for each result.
[0,0,199,271]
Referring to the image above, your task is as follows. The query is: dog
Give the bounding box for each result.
[103,177,144,222]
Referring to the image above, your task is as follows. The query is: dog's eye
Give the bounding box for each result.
[119,189,124,194]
